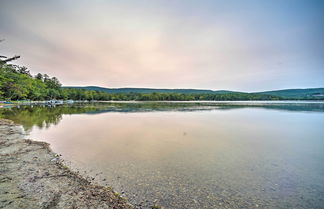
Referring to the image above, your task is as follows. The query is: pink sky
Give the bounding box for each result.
[1,0,323,91]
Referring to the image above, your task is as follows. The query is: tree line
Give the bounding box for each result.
[0,63,283,101]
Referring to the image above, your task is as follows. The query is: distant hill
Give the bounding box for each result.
[65,86,238,94]
[64,86,324,100]
[257,88,324,99]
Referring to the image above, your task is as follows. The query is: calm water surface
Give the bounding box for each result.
[1,102,324,209]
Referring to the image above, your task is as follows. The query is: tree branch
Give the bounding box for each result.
[2,55,20,63]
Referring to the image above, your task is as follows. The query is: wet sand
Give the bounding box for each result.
[0,119,134,209]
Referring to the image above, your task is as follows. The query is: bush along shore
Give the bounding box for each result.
[0,119,134,209]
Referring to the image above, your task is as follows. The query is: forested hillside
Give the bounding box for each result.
[257,88,324,99]
[0,64,283,101]
[68,86,324,100]
[67,86,236,94]
[2,63,323,101]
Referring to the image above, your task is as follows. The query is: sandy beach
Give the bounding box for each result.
[0,119,134,209]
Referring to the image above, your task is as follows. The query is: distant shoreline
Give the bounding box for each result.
[1,99,324,107]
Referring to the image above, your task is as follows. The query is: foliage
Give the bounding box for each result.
[0,64,61,100]
[0,64,307,101]
[1,63,322,101]
[257,88,324,99]
[69,86,235,94]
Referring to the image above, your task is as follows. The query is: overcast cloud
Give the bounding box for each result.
[1,0,323,91]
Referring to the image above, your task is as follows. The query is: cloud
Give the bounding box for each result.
[1,0,323,91]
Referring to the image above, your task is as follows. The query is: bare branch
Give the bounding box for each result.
[2,55,20,63]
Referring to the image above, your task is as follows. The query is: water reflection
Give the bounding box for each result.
[1,102,324,131]
[1,102,324,209]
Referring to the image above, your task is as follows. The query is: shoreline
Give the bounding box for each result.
[1,99,324,106]
[0,119,134,209]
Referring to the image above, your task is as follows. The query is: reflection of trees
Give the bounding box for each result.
[0,105,105,131]
[83,102,324,113]
[0,106,60,131]
[213,103,324,112]
[0,102,323,131]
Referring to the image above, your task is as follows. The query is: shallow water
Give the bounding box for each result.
[1,102,324,208]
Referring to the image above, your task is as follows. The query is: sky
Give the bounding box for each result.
[0,0,323,91]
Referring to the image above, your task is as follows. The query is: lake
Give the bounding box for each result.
[1,102,324,209]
